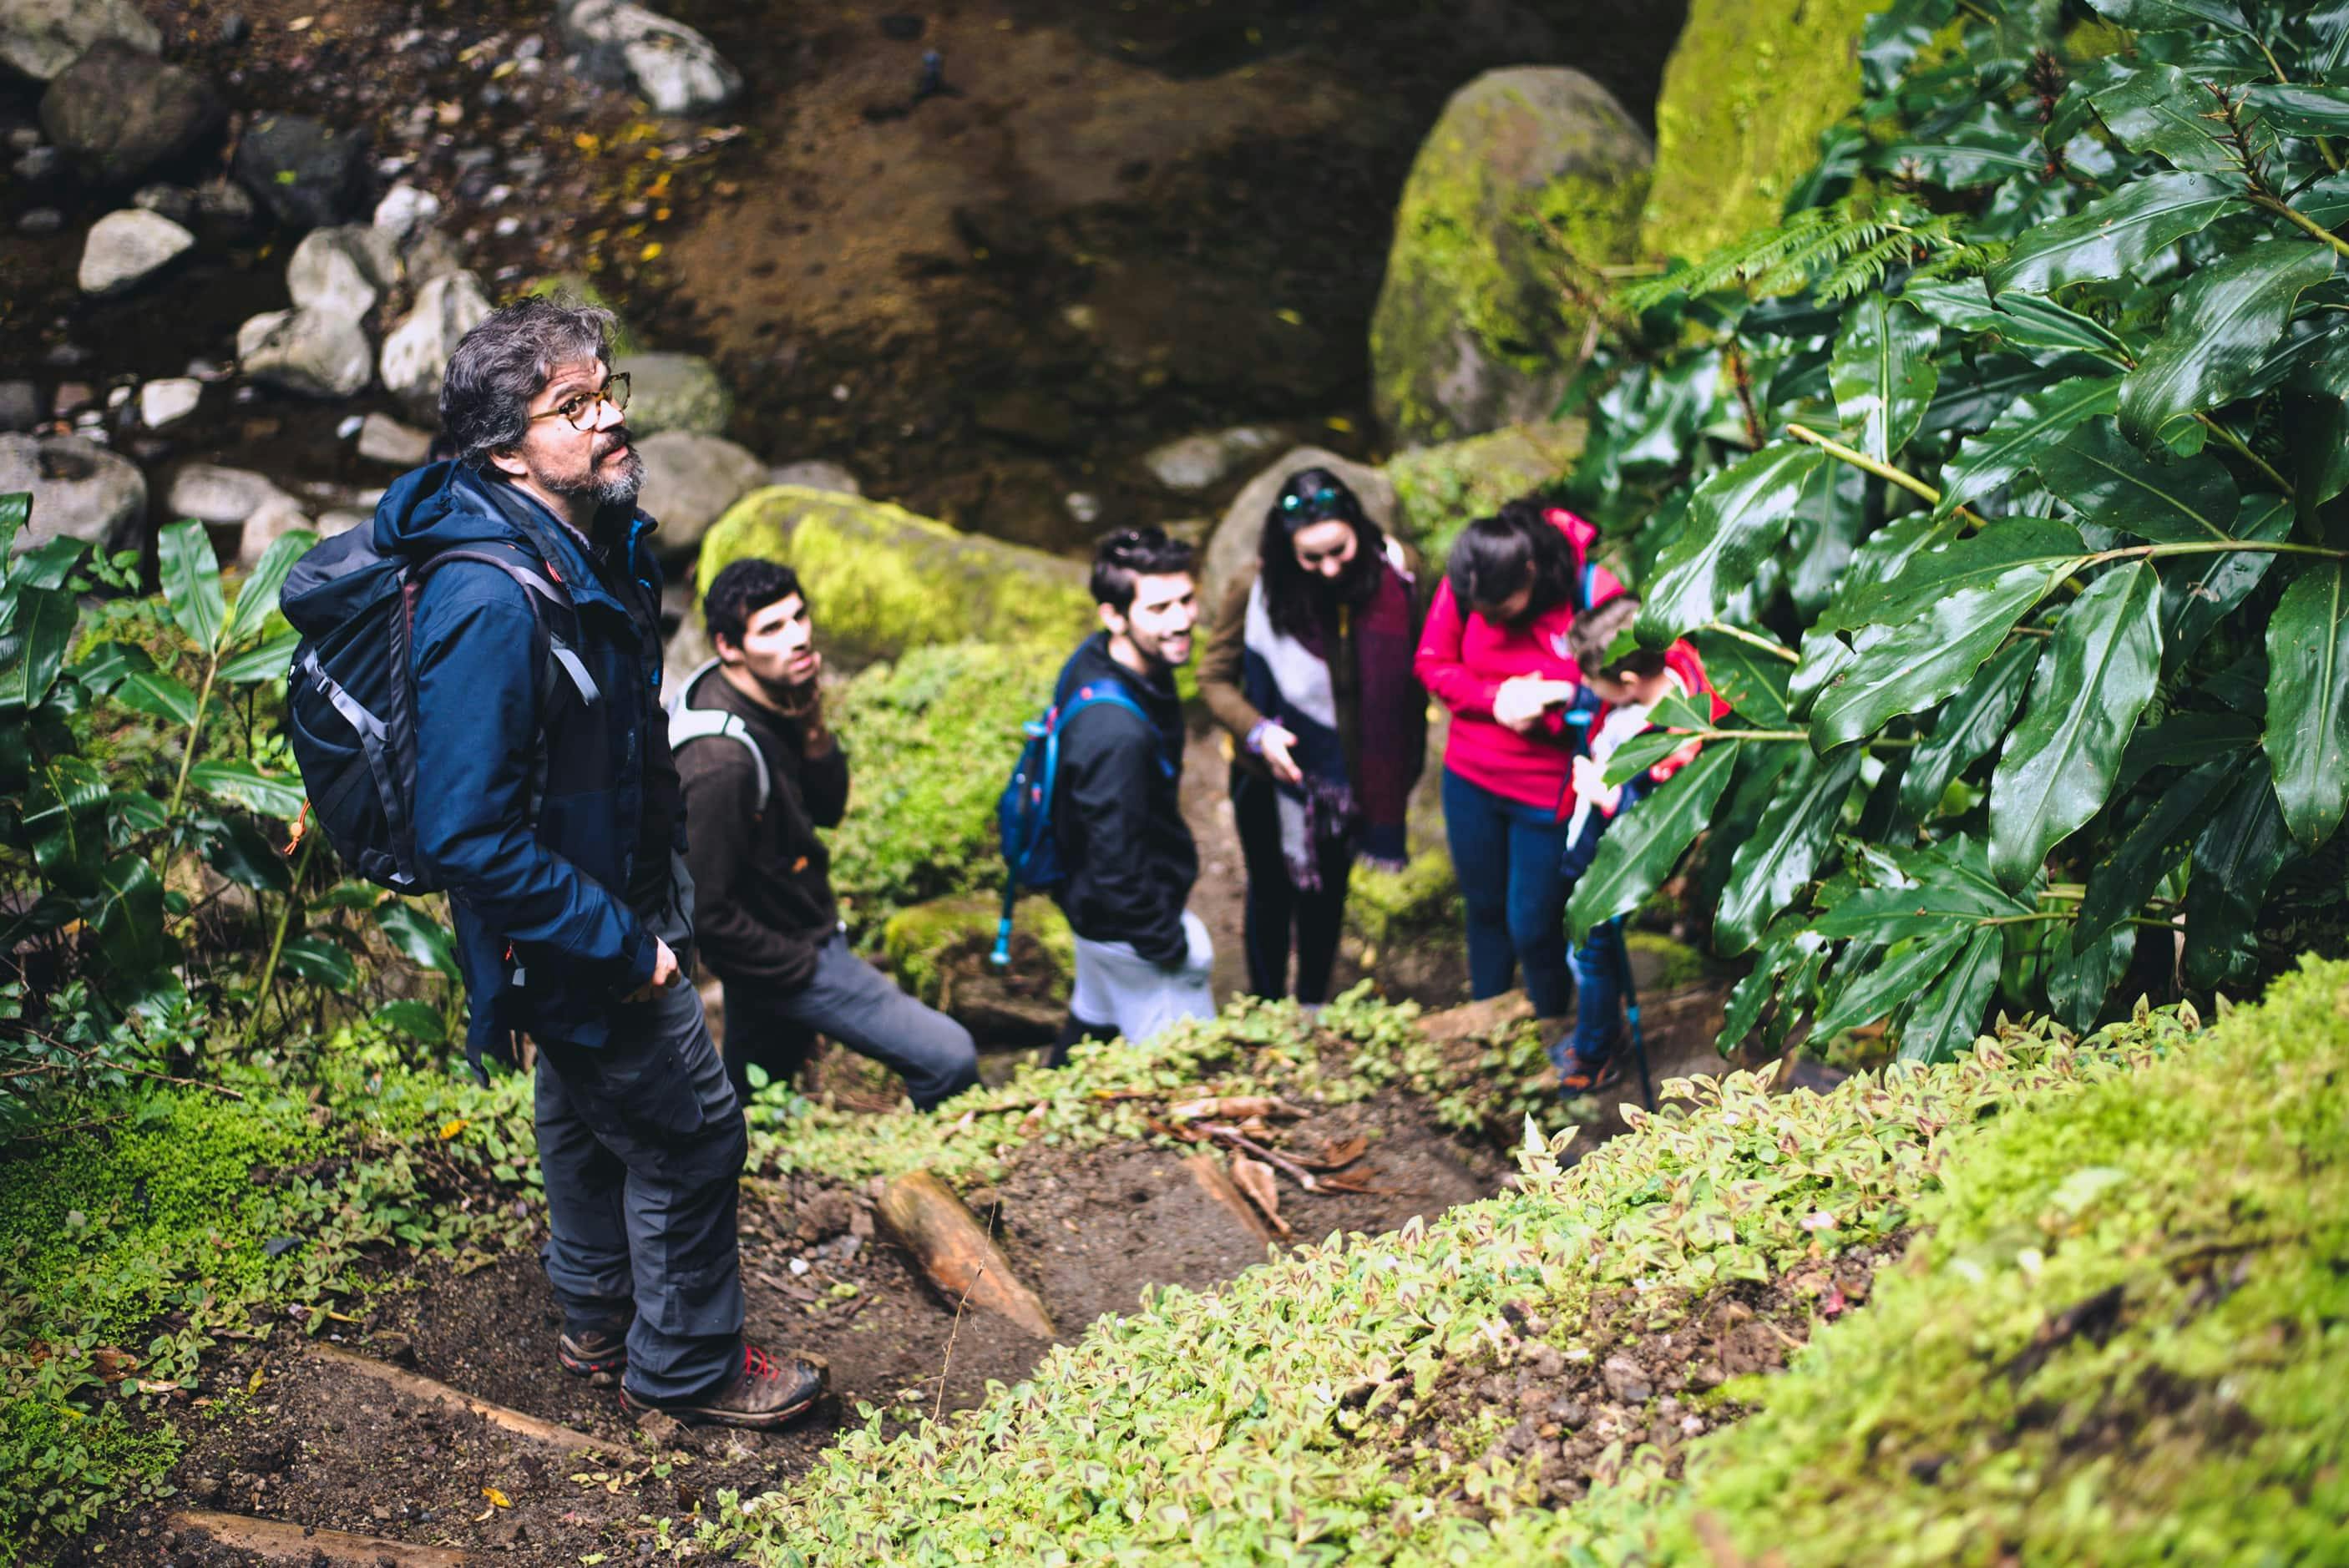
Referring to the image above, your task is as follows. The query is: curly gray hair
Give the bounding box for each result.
[438,296,617,470]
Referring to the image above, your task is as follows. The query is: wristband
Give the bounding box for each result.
[1245,717,1278,757]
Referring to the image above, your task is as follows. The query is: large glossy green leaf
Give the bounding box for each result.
[2033,417,2238,543]
[1901,281,2129,360]
[1689,626,1794,727]
[2116,709,2259,793]
[156,519,225,653]
[1565,742,1738,944]
[1898,636,2041,819]
[1720,918,1826,1049]
[1940,376,2123,518]
[2299,172,2349,231]
[23,755,108,888]
[2082,0,2247,31]
[1815,513,1962,633]
[2183,769,2293,989]
[278,935,360,990]
[2118,240,2338,444]
[2244,83,2349,137]
[112,669,200,727]
[1832,296,1940,462]
[1898,924,2003,1063]
[1714,747,1865,955]
[1987,561,2163,888]
[2264,560,2349,850]
[217,630,301,686]
[1635,446,1832,645]
[12,535,89,589]
[2092,63,2243,174]
[189,760,306,820]
[2163,494,2290,671]
[0,584,77,710]
[2076,754,2234,948]
[0,491,26,568]
[375,1000,447,1044]
[1810,581,2057,754]
[68,639,154,697]
[2290,394,2349,518]
[377,901,462,979]
[207,813,295,893]
[222,528,316,648]
[93,854,175,980]
[2046,921,2133,1034]
[1811,927,1972,1044]
[1840,517,2088,631]
[1989,172,2241,296]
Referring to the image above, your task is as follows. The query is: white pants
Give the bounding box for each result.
[1069,909,1215,1044]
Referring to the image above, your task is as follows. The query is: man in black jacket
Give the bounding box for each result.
[676,559,979,1110]
[1050,527,1212,1051]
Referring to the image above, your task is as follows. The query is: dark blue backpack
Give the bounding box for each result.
[989,680,1173,968]
[279,524,595,892]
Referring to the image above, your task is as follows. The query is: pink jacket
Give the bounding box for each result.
[1415,508,1626,812]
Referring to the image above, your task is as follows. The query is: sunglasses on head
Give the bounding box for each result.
[1281,486,1344,513]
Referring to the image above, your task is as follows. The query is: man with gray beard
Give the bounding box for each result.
[384,297,825,1429]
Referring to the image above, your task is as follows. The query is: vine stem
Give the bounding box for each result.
[1784,424,1993,531]
[2088,538,2349,567]
[2192,411,2296,496]
[1701,620,1800,664]
[2250,192,2349,262]
[155,652,220,878]
[243,832,318,1054]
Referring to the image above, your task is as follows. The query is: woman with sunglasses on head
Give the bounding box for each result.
[1413,497,1623,1035]
[1197,468,1435,1005]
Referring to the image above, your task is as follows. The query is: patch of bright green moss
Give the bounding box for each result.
[1387,419,1588,559]
[878,893,1072,1007]
[1639,0,1890,261]
[1347,849,1461,954]
[1625,927,1707,990]
[696,488,1091,666]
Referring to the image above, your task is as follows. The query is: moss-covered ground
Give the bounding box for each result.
[696,961,2346,1565]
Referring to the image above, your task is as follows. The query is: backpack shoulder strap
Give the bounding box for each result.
[413,546,602,708]
[1057,683,1177,780]
[669,703,772,815]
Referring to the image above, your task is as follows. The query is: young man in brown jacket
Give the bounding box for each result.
[673,558,979,1111]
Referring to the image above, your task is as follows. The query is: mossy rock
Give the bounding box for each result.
[524,271,641,357]
[1624,928,1706,991]
[1387,417,1588,561]
[615,350,731,438]
[1369,68,1651,450]
[1347,850,1461,953]
[1638,0,1889,262]
[696,486,1092,666]
[881,894,1073,1005]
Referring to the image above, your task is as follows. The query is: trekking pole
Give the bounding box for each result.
[1612,917,1653,1111]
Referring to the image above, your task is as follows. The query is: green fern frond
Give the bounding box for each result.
[1618,198,1977,312]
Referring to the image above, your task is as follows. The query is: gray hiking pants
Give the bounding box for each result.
[723,930,980,1111]
[535,974,746,1404]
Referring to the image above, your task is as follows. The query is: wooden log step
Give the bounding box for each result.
[167,1510,471,1566]
[875,1169,1057,1339]
[310,1343,610,1453]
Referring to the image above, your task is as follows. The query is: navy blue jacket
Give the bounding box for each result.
[376,463,676,1061]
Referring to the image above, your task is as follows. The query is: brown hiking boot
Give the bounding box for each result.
[621,1344,828,1429]
[556,1318,630,1380]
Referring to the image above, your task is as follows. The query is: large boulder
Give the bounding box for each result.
[1142,425,1283,495]
[1203,445,1395,609]
[40,42,223,186]
[380,271,493,417]
[1641,0,1888,261]
[1386,418,1589,559]
[879,894,1072,1044]
[556,0,742,116]
[286,225,397,321]
[0,0,158,82]
[695,487,1091,666]
[78,209,195,296]
[615,351,730,438]
[237,307,373,397]
[232,113,371,230]
[166,464,311,569]
[1369,68,1651,450]
[635,430,766,563]
[0,434,144,555]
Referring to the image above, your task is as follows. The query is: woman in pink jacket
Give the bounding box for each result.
[1414,501,1623,1026]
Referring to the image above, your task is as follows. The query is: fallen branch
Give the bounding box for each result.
[1167,1095,1306,1123]
[877,1171,1056,1339]
[1197,1123,1319,1191]
[167,1512,470,1567]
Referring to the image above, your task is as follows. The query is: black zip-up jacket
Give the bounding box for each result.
[673,664,849,994]
[1050,632,1195,966]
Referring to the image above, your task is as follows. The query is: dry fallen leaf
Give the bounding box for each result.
[1228,1156,1291,1237]
[483,1485,511,1508]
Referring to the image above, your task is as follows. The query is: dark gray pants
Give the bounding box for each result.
[535,976,746,1403]
[724,931,980,1111]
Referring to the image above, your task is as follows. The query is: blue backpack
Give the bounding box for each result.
[989,680,1174,968]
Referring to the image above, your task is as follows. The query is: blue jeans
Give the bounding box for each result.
[1442,767,1573,1019]
[1566,918,1625,1066]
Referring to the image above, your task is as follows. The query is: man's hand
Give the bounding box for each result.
[1493,675,1569,734]
[625,938,682,1003]
[1257,721,1304,786]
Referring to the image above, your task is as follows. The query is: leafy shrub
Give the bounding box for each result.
[1553,0,2349,1061]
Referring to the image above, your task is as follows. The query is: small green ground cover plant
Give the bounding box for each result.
[0,1028,534,1557]
[695,954,2309,1564]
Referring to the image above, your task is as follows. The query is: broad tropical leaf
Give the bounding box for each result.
[1898,637,2040,820]
[1989,172,2240,296]
[2163,494,2290,670]
[216,630,300,686]
[93,855,175,980]
[2076,754,2235,948]
[1898,924,2002,1063]
[189,760,306,820]
[2033,417,2238,543]
[1841,518,2088,629]
[1636,445,1832,645]
[1831,296,1940,461]
[222,529,316,647]
[1811,926,1971,1044]
[2091,63,2245,174]
[2244,83,2349,137]
[2118,240,2337,444]
[377,901,462,979]
[1940,375,2122,518]
[157,519,225,653]
[2183,769,2293,988]
[1689,626,1794,727]
[0,490,25,564]
[1987,561,2163,888]
[0,584,77,710]
[2046,922,2133,1033]
[278,936,360,990]
[2082,0,2247,33]
[375,1000,447,1044]
[1565,743,1738,943]
[207,814,295,893]
[2264,560,2349,850]
[112,670,200,727]
[1901,280,2129,360]
[1714,747,1865,954]
[24,756,108,888]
